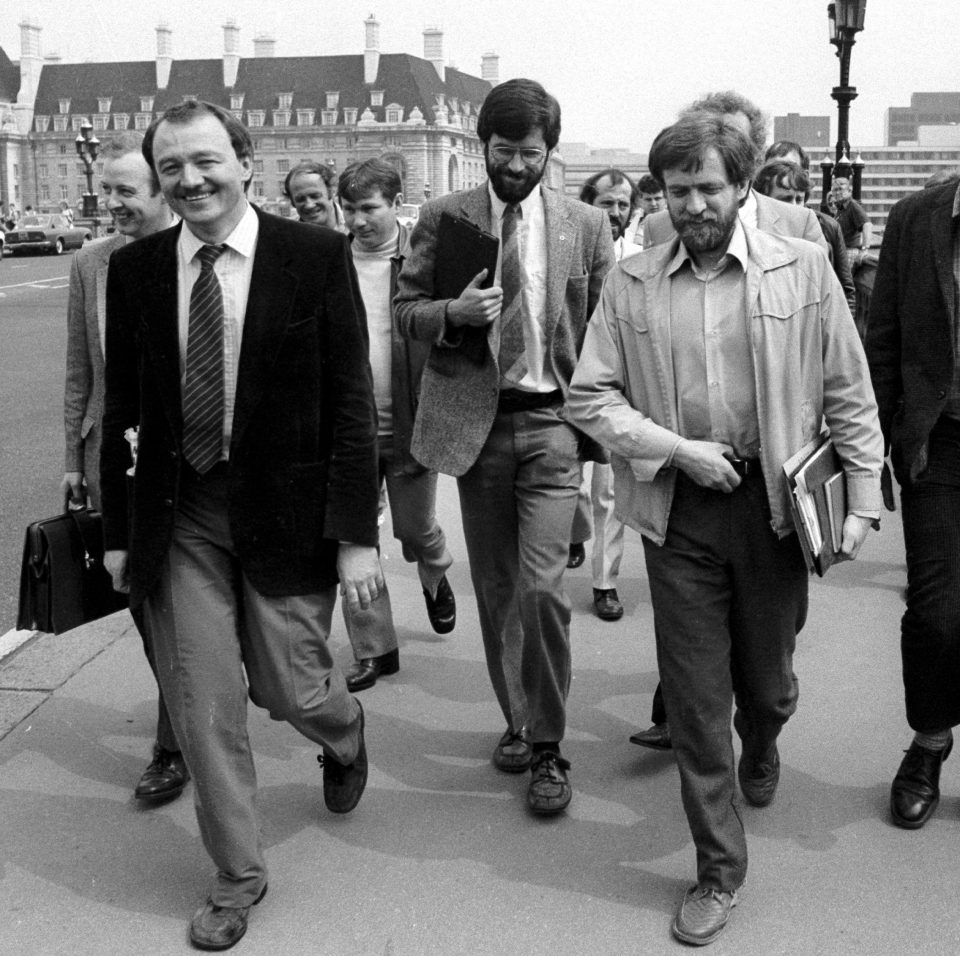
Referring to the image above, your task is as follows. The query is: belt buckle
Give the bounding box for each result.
[727,456,751,478]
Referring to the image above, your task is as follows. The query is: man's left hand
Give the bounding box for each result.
[839,514,875,560]
[337,543,385,612]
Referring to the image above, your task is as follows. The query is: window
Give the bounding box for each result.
[253,180,265,197]
[247,111,265,128]
[230,93,245,110]
[98,97,112,113]
[343,108,357,126]
[93,115,108,131]
[59,144,68,155]
[58,163,68,178]
[134,113,151,130]
[278,92,293,110]
[326,92,339,109]
[277,159,290,173]
[273,110,290,127]
[59,98,71,114]
[60,184,70,200]
[385,104,403,124]
[113,113,129,130]
[72,116,85,132]
[38,164,48,178]
[53,116,68,132]
[321,110,338,126]
[40,184,50,202]
[140,96,154,112]
[231,111,243,122]
[34,115,49,132]
[182,94,198,103]
[253,160,264,174]
[370,91,384,107]
[296,109,315,127]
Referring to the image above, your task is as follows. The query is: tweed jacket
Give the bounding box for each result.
[866,181,959,484]
[100,206,380,606]
[641,189,829,256]
[394,184,615,476]
[567,225,884,545]
[63,233,127,508]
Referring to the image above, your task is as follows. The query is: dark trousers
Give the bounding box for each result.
[129,603,178,753]
[900,416,960,733]
[642,470,808,891]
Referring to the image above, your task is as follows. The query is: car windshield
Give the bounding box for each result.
[21,216,50,227]
[400,205,419,219]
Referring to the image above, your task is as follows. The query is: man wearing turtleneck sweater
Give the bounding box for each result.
[337,159,456,691]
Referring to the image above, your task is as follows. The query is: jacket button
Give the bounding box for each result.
[164,498,173,507]
[170,450,178,459]
[937,389,947,399]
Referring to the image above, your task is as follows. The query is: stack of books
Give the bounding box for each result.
[783,436,847,577]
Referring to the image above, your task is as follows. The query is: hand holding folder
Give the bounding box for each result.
[783,436,847,577]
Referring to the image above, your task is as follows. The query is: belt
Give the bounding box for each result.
[727,456,761,478]
[497,388,563,414]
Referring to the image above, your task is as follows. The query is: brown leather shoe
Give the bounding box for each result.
[319,701,368,813]
[629,722,672,750]
[738,743,780,807]
[527,751,572,814]
[346,648,399,692]
[492,727,532,772]
[189,883,267,951]
[672,884,738,946]
[891,737,953,829]
[593,588,624,621]
[134,745,189,802]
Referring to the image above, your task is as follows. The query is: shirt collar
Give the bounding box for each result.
[488,180,542,220]
[180,202,258,262]
[739,188,758,228]
[667,218,749,278]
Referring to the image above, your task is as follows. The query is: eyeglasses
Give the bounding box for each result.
[489,146,547,166]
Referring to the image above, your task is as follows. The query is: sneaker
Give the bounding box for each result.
[527,751,572,814]
[672,884,738,946]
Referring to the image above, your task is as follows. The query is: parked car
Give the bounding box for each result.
[397,203,421,229]
[4,214,92,255]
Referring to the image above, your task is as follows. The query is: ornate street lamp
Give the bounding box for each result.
[827,0,867,200]
[75,119,100,226]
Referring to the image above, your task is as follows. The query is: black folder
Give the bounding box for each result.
[434,213,499,364]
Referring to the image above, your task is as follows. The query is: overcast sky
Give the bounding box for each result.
[1,0,954,154]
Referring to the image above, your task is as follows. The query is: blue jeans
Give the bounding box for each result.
[900,416,960,733]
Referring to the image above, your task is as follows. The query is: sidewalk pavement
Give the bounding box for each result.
[1,475,957,955]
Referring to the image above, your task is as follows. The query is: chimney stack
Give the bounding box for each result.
[155,22,173,90]
[423,26,444,81]
[481,51,499,86]
[363,14,380,85]
[222,20,240,88]
[253,34,276,58]
[13,18,43,133]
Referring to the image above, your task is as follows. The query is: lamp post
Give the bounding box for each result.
[827,0,867,200]
[75,119,100,232]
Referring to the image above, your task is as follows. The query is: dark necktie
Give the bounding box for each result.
[182,243,227,474]
[498,203,527,381]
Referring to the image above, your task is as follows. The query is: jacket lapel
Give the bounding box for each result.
[930,192,956,323]
[543,187,575,337]
[231,208,298,450]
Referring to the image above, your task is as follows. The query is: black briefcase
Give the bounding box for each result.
[16,508,128,635]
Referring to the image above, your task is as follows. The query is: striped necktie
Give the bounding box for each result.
[497,203,527,381]
[182,243,227,474]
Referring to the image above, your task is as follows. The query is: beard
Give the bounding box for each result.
[608,213,628,241]
[486,155,545,203]
[671,203,739,256]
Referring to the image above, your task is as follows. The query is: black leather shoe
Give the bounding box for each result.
[492,727,532,773]
[629,722,672,750]
[567,543,586,569]
[189,883,267,951]
[528,751,572,814]
[346,648,399,692]
[424,575,456,634]
[320,701,368,813]
[593,588,624,621]
[891,737,953,829]
[738,743,780,807]
[135,745,189,802]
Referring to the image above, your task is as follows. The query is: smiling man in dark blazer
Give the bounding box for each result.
[395,78,614,816]
[100,100,381,951]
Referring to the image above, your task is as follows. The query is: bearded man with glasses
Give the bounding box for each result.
[395,77,614,815]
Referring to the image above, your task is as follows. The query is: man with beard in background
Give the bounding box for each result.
[395,78,613,815]
[568,113,882,944]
